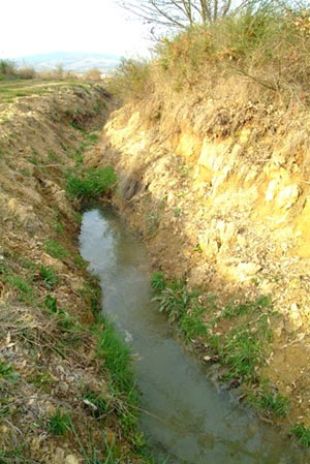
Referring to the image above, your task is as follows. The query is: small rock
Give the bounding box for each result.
[274,319,284,338]
[228,378,240,389]
[276,184,301,209]
[54,448,65,464]
[287,303,303,332]
[65,454,80,464]
[58,382,69,394]
[41,253,64,271]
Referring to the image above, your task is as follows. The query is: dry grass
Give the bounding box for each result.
[109,5,310,104]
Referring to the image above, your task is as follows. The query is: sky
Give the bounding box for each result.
[0,0,151,59]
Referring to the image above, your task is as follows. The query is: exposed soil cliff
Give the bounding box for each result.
[90,79,310,434]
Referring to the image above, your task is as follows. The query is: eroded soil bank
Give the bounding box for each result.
[86,84,310,443]
[0,86,152,463]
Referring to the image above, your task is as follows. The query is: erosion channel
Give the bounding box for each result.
[79,207,308,464]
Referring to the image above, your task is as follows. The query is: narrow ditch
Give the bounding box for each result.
[79,206,308,464]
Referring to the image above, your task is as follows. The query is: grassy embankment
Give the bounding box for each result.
[106,3,310,447]
[0,84,157,463]
[0,79,88,103]
[0,58,102,103]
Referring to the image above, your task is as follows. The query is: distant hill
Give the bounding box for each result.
[14,52,121,74]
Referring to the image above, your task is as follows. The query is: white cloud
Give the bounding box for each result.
[0,0,151,58]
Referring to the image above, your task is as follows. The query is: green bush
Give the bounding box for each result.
[107,59,152,100]
[66,166,117,200]
[0,59,16,79]
[0,60,37,80]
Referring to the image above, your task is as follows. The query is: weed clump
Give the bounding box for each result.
[254,390,290,417]
[44,239,69,260]
[291,424,310,447]
[48,409,73,436]
[83,390,109,417]
[95,319,135,395]
[66,166,117,200]
[39,265,58,289]
[5,275,34,304]
[151,273,276,392]
[152,274,206,341]
[151,271,166,292]
[0,361,16,381]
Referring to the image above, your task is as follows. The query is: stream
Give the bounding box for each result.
[79,207,308,464]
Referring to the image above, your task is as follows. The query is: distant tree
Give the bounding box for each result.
[85,68,102,81]
[0,59,16,78]
[119,1,247,30]
[119,1,309,31]
[55,64,64,80]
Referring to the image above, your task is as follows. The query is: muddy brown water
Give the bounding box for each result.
[79,207,309,464]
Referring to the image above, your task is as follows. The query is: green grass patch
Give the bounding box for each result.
[222,327,263,381]
[39,265,58,289]
[251,389,290,417]
[28,371,54,391]
[153,278,206,341]
[152,273,274,385]
[79,281,101,315]
[44,239,69,260]
[0,446,29,464]
[0,79,87,103]
[44,295,76,329]
[56,309,76,331]
[95,319,135,396]
[222,295,272,319]
[66,166,117,200]
[74,254,87,269]
[291,424,310,447]
[151,271,166,293]
[44,294,59,313]
[85,132,99,145]
[154,279,194,322]
[83,390,109,417]
[0,361,16,381]
[48,409,73,436]
[179,305,207,342]
[6,274,34,304]
[53,219,65,234]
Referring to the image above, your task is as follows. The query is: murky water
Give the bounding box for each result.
[79,207,308,464]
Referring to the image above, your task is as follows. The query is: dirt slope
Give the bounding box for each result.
[0,86,150,463]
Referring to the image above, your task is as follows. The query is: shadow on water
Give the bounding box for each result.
[79,207,309,464]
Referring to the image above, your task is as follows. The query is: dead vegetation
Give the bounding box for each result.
[109,3,310,103]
